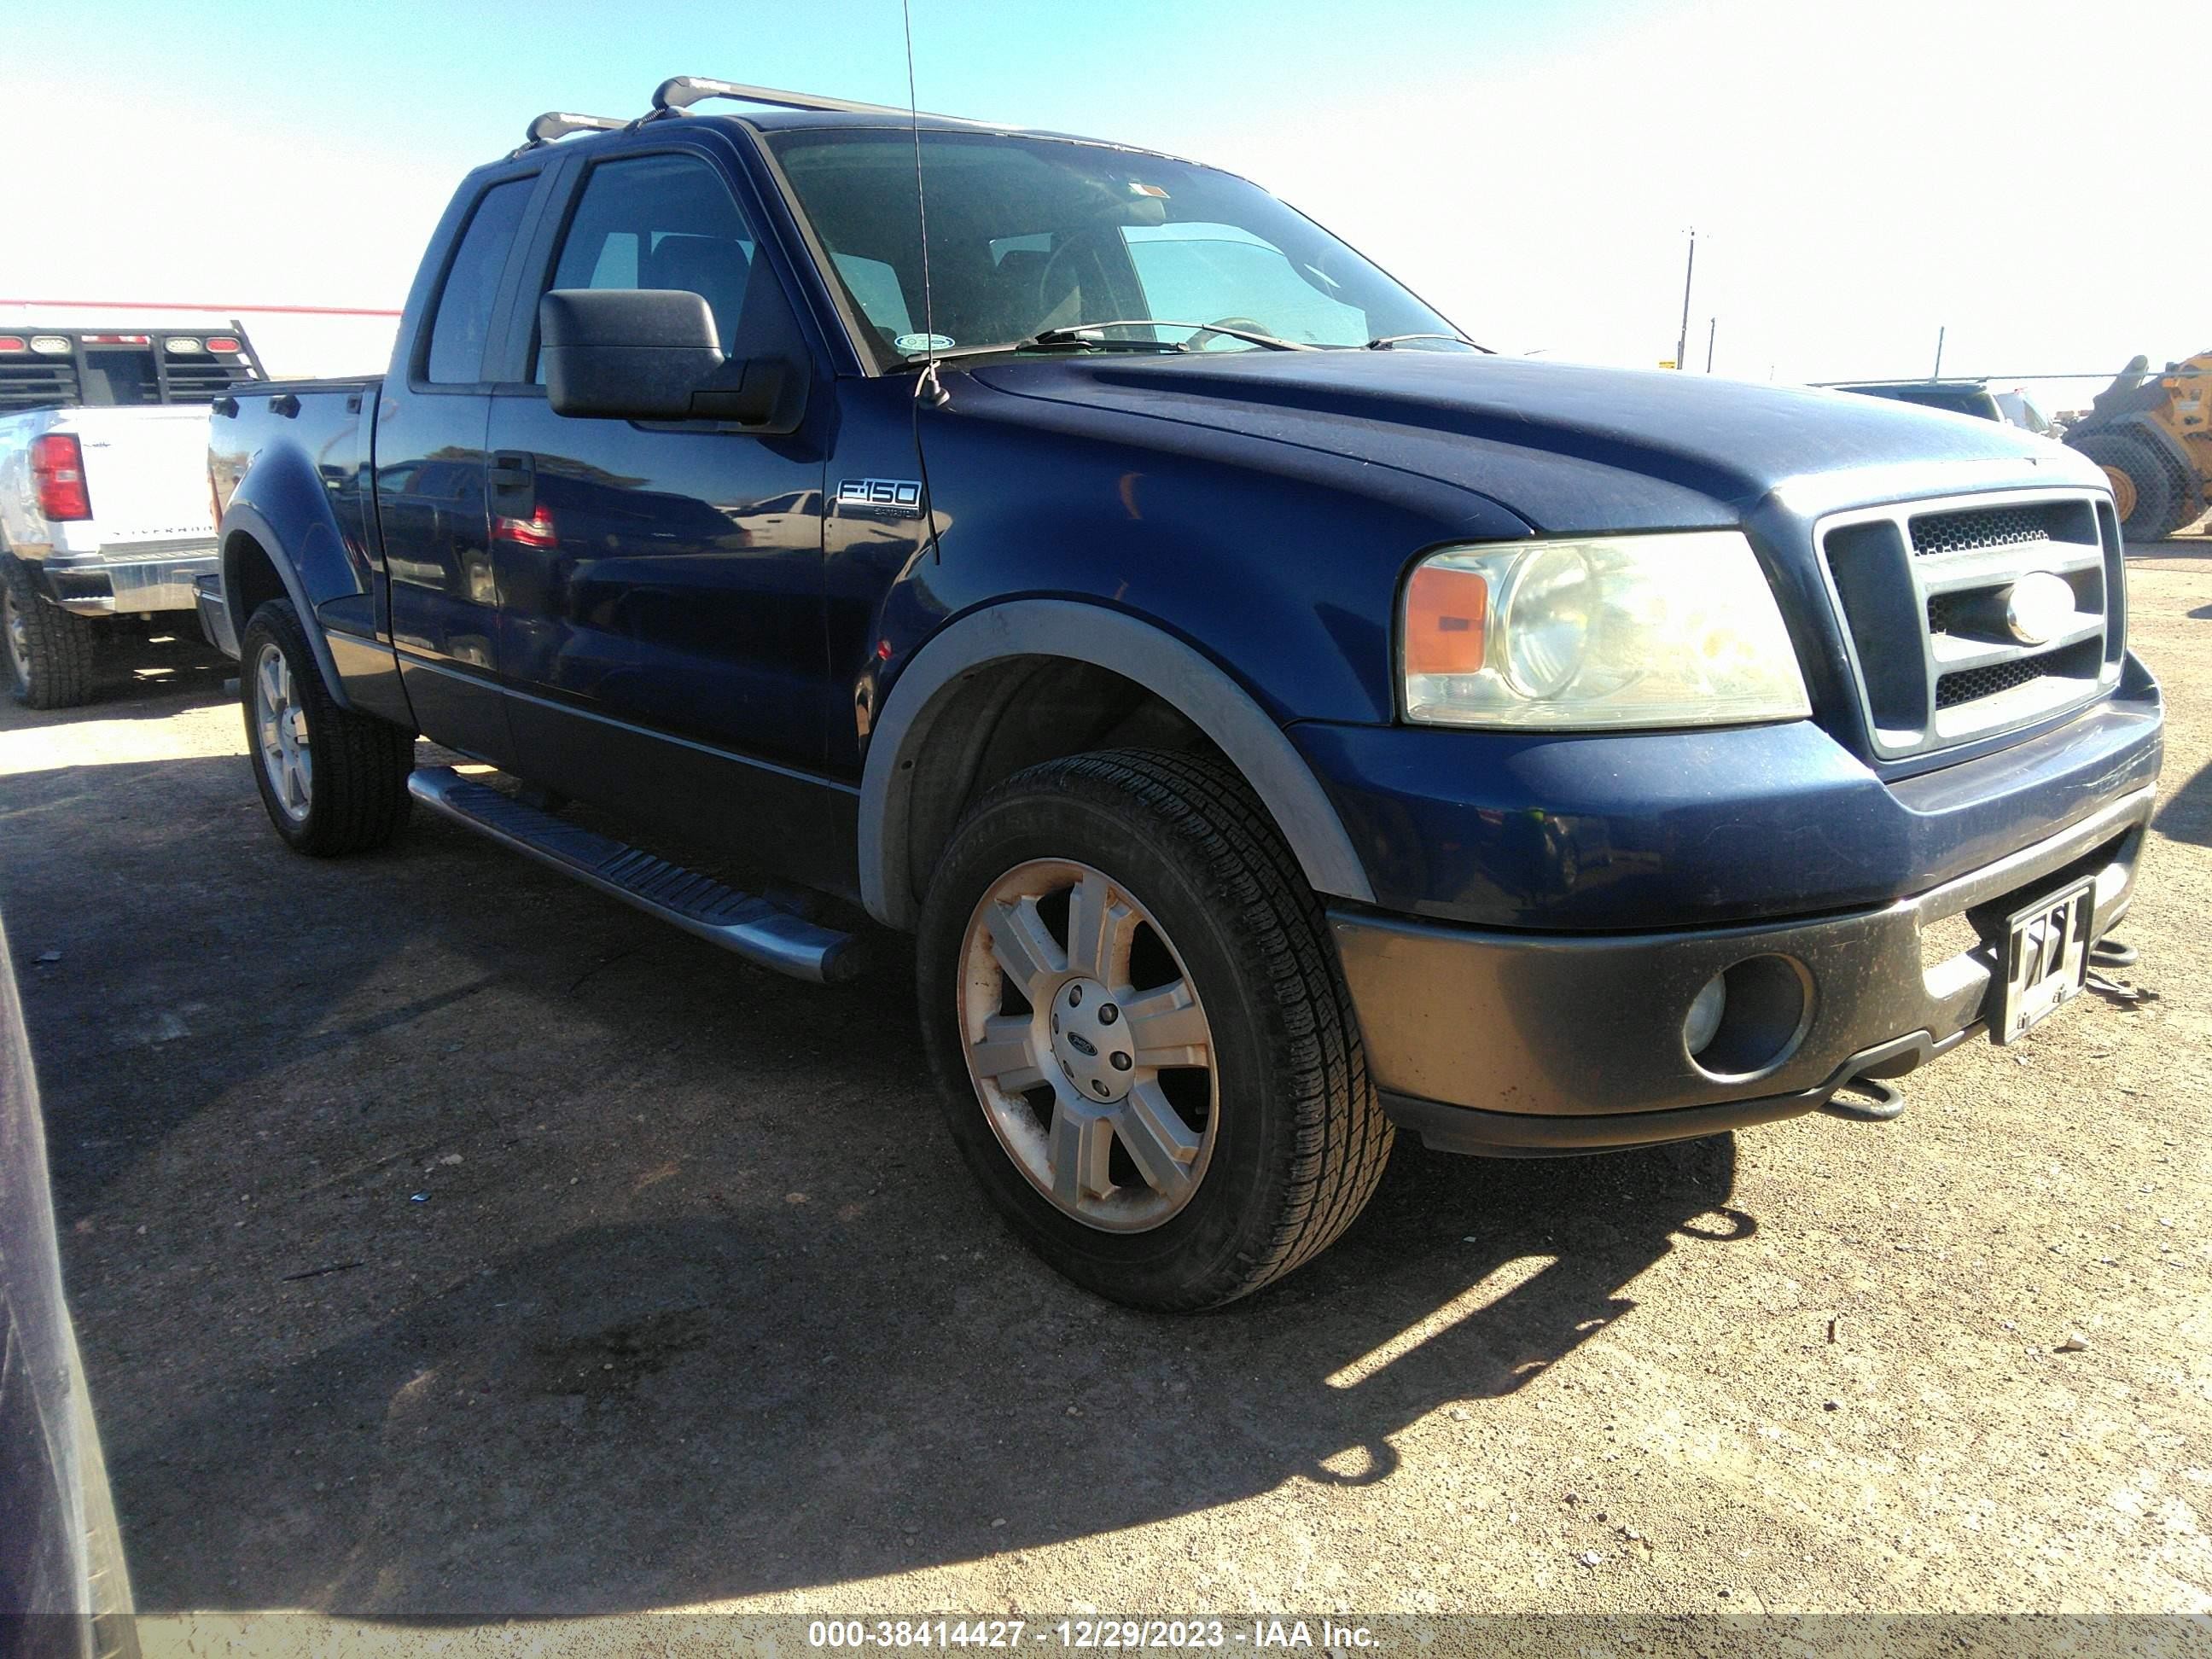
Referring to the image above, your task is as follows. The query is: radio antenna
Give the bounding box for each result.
[901,0,946,406]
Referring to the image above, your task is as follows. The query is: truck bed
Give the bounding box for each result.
[208,377,381,528]
[207,376,386,650]
[215,376,382,399]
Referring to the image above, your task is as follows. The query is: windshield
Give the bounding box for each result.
[765,129,1464,364]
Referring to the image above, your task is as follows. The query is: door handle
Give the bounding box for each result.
[486,452,534,490]
[486,451,541,545]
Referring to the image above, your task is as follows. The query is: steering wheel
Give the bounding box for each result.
[1035,228,1118,327]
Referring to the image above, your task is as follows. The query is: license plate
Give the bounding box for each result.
[1992,877,2095,1045]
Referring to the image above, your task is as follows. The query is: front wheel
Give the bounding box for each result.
[917,749,1393,1310]
[239,598,414,855]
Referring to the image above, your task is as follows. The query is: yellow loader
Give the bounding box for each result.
[2065,351,2210,540]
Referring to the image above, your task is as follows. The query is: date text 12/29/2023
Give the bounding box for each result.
[806,1620,1378,1650]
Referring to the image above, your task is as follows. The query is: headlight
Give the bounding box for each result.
[1400,530,1811,729]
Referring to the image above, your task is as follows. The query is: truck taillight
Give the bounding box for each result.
[32,434,92,521]
[206,336,242,354]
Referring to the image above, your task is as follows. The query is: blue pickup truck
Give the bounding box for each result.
[207,79,2163,1309]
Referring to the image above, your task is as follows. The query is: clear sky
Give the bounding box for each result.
[6,0,2206,412]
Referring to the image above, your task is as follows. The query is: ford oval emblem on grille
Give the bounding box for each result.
[2002,571,2075,646]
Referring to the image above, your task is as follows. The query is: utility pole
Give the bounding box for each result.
[1705,317,1716,374]
[1674,230,1697,371]
[1932,325,1946,379]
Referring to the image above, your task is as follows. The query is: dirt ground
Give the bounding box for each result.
[0,544,2206,1637]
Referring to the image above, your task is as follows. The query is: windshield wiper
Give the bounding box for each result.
[1029,320,1314,352]
[1365,333,1494,352]
[885,319,1314,374]
[885,330,1185,371]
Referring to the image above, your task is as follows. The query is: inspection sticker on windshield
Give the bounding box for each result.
[894,333,956,353]
[1127,181,1169,199]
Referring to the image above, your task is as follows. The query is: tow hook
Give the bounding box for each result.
[1820,1074,1906,1123]
[2089,935,2137,969]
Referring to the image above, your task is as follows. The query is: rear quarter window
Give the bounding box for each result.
[425,178,534,385]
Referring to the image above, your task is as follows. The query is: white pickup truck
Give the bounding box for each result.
[0,323,263,707]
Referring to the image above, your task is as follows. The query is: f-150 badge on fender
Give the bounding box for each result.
[835,478,924,519]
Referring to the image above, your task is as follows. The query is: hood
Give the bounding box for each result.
[968,352,2104,533]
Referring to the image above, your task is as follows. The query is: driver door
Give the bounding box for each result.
[486,145,830,782]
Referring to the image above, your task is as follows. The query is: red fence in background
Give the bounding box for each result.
[0,300,404,317]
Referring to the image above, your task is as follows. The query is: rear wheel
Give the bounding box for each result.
[2075,430,2190,541]
[2,558,99,709]
[240,598,414,855]
[917,748,1393,1310]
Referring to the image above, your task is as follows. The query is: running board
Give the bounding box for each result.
[407,766,860,984]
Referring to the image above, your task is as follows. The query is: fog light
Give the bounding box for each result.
[1688,954,1814,1080]
[1684,972,1728,1057]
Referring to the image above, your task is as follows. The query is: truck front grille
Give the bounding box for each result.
[1907,501,2077,557]
[1934,650,2066,709]
[1816,488,2124,760]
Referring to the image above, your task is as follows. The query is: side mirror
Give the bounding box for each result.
[539,289,793,426]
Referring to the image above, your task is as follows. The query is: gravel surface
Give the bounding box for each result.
[0,548,2205,1627]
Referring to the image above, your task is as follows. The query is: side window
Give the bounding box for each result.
[424,178,534,385]
[540,153,761,375]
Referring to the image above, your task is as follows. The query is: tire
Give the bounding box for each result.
[917,748,1393,1311]
[239,598,414,855]
[2074,430,2190,541]
[2,558,100,709]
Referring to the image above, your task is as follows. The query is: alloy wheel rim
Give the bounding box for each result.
[3,590,28,684]
[958,859,1220,1232]
[253,642,312,822]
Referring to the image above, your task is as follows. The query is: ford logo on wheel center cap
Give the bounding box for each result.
[2002,571,2075,646]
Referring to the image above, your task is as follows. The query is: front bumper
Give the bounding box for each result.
[38,545,218,615]
[1289,655,2163,931]
[1332,784,2153,1155]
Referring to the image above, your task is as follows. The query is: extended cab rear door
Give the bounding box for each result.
[375,164,548,768]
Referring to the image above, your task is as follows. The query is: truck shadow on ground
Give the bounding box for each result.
[0,634,233,736]
[114,1138,1747,1615]
[7,737,1749,1616]
[86,630,234,713]
[2152,757,2211,850]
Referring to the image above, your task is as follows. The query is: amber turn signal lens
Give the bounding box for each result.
[1404,563,1488,676]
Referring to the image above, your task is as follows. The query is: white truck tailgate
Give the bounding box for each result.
[66,406,216,546]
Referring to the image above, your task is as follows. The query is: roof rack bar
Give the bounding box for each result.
[648,75,984,125]
[520,110,628,149]
[651,77,906,118]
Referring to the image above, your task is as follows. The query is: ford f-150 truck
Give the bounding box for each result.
[207,80,2163,1310]
[1,321,264,706]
